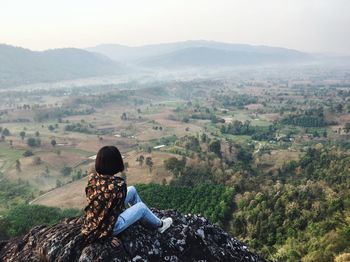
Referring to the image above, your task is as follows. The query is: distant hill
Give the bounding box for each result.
[138,46,312,68]
[0,44,124,88]
[86,41,209,62]
[87,40,313,67]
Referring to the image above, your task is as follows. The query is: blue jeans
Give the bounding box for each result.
[113,186,161,235]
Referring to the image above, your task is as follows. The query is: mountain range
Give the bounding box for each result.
[0,40,340,87]
[87,40,312,68]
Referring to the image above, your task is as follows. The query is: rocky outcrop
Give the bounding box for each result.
[0,209,267,262]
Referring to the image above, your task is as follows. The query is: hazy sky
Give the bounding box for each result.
[1,0,349,53]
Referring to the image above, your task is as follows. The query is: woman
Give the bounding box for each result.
[81,146,173,245]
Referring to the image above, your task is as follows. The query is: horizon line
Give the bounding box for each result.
[1,40,348,56]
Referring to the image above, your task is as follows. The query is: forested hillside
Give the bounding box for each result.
[135,146,350,261]
[0,45,123,87]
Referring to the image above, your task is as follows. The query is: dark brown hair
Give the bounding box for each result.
[95,146,124,175]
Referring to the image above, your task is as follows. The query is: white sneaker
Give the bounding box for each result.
[158,217,173,233]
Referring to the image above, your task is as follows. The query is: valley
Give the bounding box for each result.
[0,65,349,261]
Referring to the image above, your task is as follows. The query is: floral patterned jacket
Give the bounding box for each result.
[81,172,126,242]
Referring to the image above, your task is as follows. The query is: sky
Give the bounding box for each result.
[0,0,350,54]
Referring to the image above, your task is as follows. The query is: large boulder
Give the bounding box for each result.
[0,209,267,262]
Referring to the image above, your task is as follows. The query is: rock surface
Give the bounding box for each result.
[0,209,267,262]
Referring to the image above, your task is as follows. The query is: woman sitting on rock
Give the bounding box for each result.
[81,146,173,246]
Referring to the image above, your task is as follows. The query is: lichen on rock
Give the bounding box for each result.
[0,209,267,262]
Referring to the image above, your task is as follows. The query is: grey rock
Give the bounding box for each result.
[0,209,267,262]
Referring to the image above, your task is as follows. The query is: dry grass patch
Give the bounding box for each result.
[32,151,177,209]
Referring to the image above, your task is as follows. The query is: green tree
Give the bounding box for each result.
[19,131,26,141]
[0,204,81,239]
[335,103,343,113]
[145,157,153,173]
[208,140,221,157]
[164,157,186,177]
[137,155,145,167]
[344,123,350,133]
[201,133,208,143]
[121,112,127,120]
[147,147,152,154]
[27,138,41,147]
[56,179,63,187]
[2,128,10,136]
[323,129,328,138]
[60,166,72,177]
[23,150,33,157]
[51,139,57,147]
